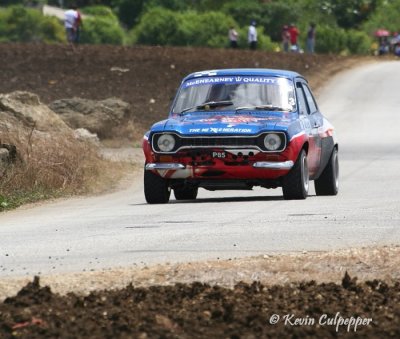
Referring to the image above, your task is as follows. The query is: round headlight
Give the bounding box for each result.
[263,133,282,151]
[157,134,176,152]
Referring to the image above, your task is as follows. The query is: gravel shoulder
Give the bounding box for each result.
[1,245,399,301]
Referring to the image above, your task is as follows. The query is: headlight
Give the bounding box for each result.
[263,133,282,151]
[157,134,176,152]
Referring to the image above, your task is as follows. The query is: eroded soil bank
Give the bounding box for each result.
[1,246,399,338]
[1,272,399,338]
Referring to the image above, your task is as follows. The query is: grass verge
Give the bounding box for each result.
[0,127,130,212]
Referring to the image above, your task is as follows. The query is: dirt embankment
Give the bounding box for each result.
[1,246,400,338]
[1,272,399,338]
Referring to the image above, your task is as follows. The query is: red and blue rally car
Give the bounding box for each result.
[142,68,339,203]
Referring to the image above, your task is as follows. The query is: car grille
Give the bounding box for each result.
[180,136,258,148]
[151,132,287,153]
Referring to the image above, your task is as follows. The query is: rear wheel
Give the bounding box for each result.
[174,186,198,200]
[315,147,339,196]
[282,150,309,200]
[144,170,170,204]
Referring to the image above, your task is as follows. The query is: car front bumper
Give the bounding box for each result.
[146,161,294,171]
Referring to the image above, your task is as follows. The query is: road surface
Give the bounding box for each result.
[1,61,399,277]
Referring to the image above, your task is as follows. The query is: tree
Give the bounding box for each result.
[113,0,145,28]
[222,0,264,27]
[261,1,301,42]
[363,0,400,34]
[0,0,24,5]
[320,0,383,29]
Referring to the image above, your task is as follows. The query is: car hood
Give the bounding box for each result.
[151,111,296,135]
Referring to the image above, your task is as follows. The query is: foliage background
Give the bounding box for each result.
[0,0,399,54]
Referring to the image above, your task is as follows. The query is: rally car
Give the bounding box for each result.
[142,68,339,203]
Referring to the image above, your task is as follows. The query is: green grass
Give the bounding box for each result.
[0,189,64,212]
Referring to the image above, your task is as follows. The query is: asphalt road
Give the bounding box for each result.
[1,61,399,278]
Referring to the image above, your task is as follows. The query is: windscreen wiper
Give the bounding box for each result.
[179,100,233,115]
[235,104,288,112]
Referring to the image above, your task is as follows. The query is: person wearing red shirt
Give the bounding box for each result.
[288,24,300,52]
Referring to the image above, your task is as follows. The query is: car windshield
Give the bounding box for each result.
[172,76,296,114]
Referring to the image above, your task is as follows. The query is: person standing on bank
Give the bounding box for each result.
[248,21,257,50]
[64,4,79,45]
[228,26,239,48]
[288,23,300,52]
[74,7,83,44]
[306,23,316,53]
[282,25,290,52]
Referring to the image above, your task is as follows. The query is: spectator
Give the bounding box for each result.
[74,7,83,44]
[378,37,389,55]
[282,25,290,52]
[228,26,239,48]
[395,44,400,57]
[306,23,316,53]
[288,23,300,52]
[248,21,257,50]
[64,4,79,44]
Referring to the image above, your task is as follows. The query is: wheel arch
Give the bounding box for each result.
[302,141,309,154]
[315,136,337,180]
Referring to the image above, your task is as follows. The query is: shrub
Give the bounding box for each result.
[80,16,124,44]
[131,7,242,48]
[82,5,118,20]
[79,7,125,44]
[0,5,65,43]
[175,11,236,47]
[130,6,278,50]
[129,7,180,45]
[346,29,372,54]
[39,15,66,43]
[0,11,8,43]
[315,24,372,55]
[315,25,348,54]
[257,28,279,52]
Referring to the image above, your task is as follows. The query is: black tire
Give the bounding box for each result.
[174,186,198,200]
[315,147,339,196]
[282,150,309,200]
[144,170,170,204]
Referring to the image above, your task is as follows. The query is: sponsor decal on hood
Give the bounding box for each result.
[156,113,294,135]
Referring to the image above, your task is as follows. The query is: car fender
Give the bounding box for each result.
[142,132,153,163]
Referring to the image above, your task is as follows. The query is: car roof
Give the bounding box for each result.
[183,68,304,82]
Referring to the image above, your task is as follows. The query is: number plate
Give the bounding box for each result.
[212,151,226,159]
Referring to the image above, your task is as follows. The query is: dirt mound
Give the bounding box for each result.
[0,43,362,140]
[0,274,398,338]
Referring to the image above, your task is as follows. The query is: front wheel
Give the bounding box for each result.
[174,186,198,200]
[144,170,170,204]
[282,150,309,200]
[314,147,339,196]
